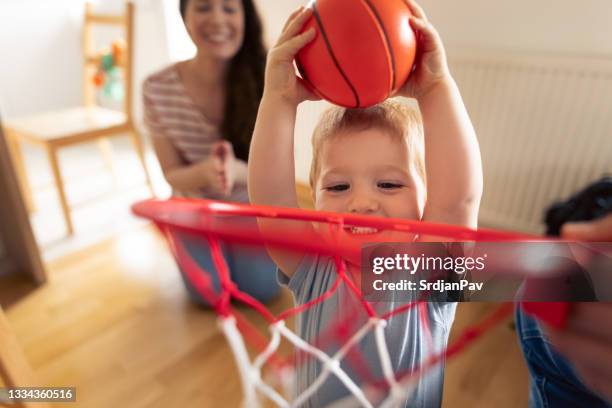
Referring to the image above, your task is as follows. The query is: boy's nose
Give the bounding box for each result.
[348,194,380,215]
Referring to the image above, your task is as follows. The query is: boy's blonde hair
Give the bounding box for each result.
[309,99,426,192]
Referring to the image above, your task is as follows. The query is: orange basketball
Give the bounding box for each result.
[296,0,417,108]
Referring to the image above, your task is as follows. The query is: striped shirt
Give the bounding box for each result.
[142,64,248,202]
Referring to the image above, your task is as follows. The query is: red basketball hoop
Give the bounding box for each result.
[132,198,561,407]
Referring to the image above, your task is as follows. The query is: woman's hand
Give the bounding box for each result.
[202,140,235,197]
[396,0,452,99]
[264,6,319,106]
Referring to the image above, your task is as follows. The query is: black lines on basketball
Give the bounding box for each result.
[312,1,361,108]
[361,0,396,92]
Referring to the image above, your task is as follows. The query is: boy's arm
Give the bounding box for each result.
[249,97,301,208]
[399,0,482,228]
[419,79,482,228]
[248,6,318,277]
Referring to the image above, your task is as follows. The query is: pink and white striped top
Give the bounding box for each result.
[143,64,248,202]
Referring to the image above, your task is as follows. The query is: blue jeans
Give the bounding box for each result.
[516,306,611,408]
[179,232,280,306]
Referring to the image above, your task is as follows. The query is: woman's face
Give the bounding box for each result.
[184,0,245,61]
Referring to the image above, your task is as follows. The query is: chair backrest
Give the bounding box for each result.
[82,1,134,120]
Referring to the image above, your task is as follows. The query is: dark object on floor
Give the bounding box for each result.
[545,176,612,236]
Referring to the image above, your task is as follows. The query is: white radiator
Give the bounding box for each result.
[449,50,612,234]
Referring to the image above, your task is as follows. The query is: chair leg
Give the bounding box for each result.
[128,128,154,196]
[97,138,118,189]
[4,130,35,214]
[45,146,73,236]
[0,307,50,408]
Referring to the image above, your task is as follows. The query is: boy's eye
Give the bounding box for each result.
[378,182,403,190]
[325,184,349,192]
[223,6,237,13]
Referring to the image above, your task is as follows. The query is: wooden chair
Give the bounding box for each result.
[4,2,153,236]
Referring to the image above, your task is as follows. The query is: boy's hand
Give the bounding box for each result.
[397,0,451,99]
[264,6,319,106]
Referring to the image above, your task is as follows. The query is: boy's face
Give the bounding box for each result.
[314,127,424,229]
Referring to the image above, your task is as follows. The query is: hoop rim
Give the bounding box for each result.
[132,198,540,242]
[130,198,549,406]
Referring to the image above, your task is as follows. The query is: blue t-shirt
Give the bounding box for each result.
[279,254,457,407]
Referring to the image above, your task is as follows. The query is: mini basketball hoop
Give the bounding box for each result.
[132,198,568,407]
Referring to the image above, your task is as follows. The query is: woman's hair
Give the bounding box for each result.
[179,0,266,162]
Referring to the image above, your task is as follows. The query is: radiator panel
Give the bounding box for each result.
[450,51,612,233]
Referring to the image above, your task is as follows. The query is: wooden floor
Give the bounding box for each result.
[1,224,529,407]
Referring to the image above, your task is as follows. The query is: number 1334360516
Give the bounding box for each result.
[0,387,76,403]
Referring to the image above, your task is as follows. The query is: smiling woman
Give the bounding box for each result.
[142,0,279,306]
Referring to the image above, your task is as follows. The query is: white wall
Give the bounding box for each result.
[0,0,83,117]
[132,0,173,126]
[0,0,171,125]
[419,0,612,56]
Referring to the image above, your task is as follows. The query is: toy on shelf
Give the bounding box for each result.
[92,39,126,101]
